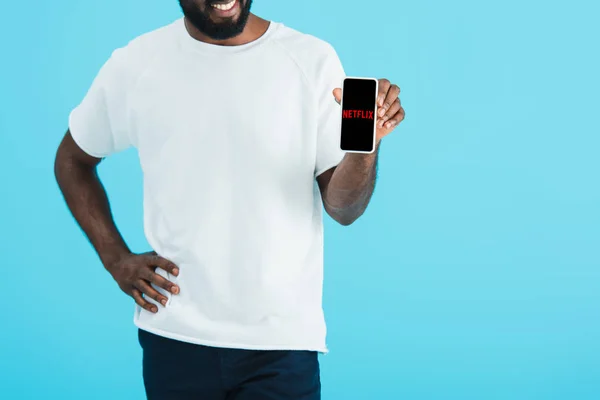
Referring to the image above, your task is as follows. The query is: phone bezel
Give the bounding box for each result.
[339,76,379,154]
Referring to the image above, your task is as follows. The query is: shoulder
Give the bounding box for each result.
[271,24,342,76]
[273,24,338,58]
[108,19,180,74]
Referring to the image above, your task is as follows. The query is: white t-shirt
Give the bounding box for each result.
[69,18,346,353]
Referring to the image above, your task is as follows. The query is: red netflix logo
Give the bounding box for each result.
[342,110,374,120]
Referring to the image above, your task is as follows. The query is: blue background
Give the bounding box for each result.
[1,0,599,399]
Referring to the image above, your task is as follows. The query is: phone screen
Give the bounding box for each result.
[340,78,378,153]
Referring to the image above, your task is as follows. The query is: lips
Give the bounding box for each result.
[212,0,237,11]
[211,0,239,16]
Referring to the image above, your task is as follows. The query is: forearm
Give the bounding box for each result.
[54,149,130,267]
[323,142,380,225]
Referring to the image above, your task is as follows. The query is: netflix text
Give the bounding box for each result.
[342,110,374,120]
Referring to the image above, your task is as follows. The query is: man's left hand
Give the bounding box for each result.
[333,78,405,143]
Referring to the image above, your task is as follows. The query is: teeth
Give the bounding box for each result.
[212,0,236,11]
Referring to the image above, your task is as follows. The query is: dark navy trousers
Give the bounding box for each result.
[138,329,321,400]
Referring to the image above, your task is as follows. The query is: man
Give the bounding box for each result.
[54,0,405,398]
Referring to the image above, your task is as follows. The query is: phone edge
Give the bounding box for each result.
[338,77,379,154]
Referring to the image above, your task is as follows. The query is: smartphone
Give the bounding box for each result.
[339,77,379,153]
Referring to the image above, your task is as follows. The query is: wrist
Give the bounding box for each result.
[99,245,132,271]
[375,137,382,149]
[346,142,379,164]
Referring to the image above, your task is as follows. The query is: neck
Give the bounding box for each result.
[183,14,270,46]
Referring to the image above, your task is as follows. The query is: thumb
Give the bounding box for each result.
[332,88,342,104]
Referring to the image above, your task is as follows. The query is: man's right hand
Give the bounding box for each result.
[107,252,180,313]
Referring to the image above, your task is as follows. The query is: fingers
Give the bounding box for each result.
[385,107,406,129]
[114,252,181,314]
[135,280,169,307]
[132,288,158,313]
[138,265,180,295]
[138,253,180,294]
[378,83,400,118]
[147,254,179,277]
[379,98,401,128]
[332,88,342,104]
[149,273,180,295]
[377,79,391,109]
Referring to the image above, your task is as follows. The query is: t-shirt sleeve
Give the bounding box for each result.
[68,47,134,158]
[314,45,347,177]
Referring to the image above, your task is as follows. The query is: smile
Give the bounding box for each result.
[212,0,237,11]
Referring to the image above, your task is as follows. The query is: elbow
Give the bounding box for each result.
[323,197,366,225]
[330,209,363,226]
[337,215,360,226]
[337,217,355,226]
[323,196,366,226]
[54,147,64,183]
